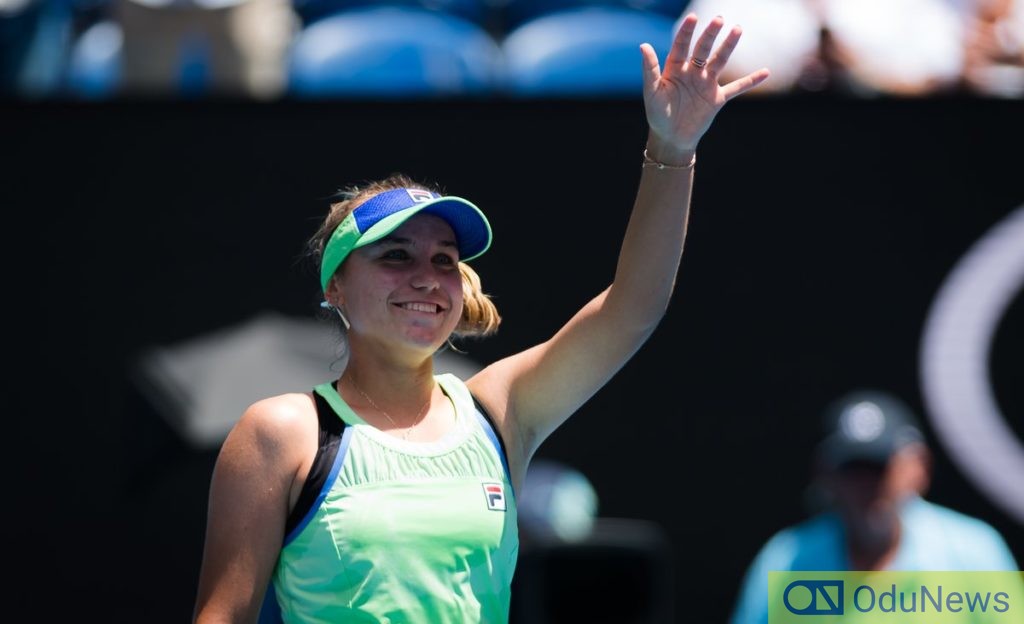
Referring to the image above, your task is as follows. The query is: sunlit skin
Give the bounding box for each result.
[329,214,464,361]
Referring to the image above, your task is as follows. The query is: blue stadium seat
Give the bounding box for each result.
[293,0,490,26]
[501,0,687,29]
[288,6,502,98]
[2,0,76,98]
[500,6,676,97]
[65,19,122,99]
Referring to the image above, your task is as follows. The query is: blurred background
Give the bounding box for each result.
[4,0,1022,622]
[3,0,1023,99]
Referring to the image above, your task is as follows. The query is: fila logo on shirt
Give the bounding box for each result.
[482,482,506,511]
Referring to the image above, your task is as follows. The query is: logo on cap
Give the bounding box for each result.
[840,401,886,442]
[406,189,437,203]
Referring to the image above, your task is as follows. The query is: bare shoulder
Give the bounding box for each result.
[222,391,320,468]
[243,392,318,429]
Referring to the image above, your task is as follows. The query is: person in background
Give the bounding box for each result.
[192,13,771,624]
[113,0,297,98]
[730,389,1020,624]
[962,0,1024,97]
[682,0,1015,96]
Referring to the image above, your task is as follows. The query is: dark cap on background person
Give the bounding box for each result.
[815,389,925,471]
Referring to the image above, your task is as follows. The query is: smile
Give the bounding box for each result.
[397,302,444,314]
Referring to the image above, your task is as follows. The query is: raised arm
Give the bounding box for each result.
[469,14,769,483]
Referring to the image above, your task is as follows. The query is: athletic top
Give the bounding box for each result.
[729,496,1021,624]
[270,373,519,624]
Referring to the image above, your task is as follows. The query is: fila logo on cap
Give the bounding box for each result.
[482,482,506,511]
[406,189,437,203]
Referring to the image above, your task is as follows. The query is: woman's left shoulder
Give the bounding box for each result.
[229,391,320,460]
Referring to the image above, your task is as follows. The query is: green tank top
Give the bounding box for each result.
[272,373,519,623]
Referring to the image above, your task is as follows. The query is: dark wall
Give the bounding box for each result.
[7,94,1022,622]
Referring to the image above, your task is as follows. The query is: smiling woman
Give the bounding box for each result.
[191,13,771,624]
[313,176,502,354]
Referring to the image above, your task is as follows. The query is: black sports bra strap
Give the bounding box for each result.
[284,390,346,537]
[313,390,345,438]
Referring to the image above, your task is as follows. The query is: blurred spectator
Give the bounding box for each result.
[820,0,972,96]
[113,0,298,98]
[730,389,1020,624]
[682,0,1021,96]
[963,0,1024,96]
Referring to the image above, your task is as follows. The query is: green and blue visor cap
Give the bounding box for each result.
[320,187,492,291]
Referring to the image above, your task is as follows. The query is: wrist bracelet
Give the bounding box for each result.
[642,149,696,170]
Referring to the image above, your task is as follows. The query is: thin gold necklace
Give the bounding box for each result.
[346,375,433,441]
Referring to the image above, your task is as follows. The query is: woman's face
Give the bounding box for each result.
[334,213,464,355]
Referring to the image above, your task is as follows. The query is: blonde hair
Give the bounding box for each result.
[306,173,501,339]
[455,262,501,338]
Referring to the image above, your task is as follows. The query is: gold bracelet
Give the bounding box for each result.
[642,149,696,170]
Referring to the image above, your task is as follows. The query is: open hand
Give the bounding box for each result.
[641,14,770,160]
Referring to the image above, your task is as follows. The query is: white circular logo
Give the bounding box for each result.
[841,402,886,442]
[919,204,1024,524]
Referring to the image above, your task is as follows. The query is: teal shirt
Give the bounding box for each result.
[729,496,1020,624]
[273,374,519,623]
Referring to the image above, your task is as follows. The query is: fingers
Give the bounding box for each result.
[664,13,698,70]
[689,15,725,69]
[658,12,771,98]
[640,43,662,90]
[706,25,743,76]
[720,67,772,100]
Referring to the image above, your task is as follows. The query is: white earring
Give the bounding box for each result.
[321,300,351,330]
[337,308,351,331]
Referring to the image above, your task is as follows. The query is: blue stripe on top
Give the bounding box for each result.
[283,426,354,547]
